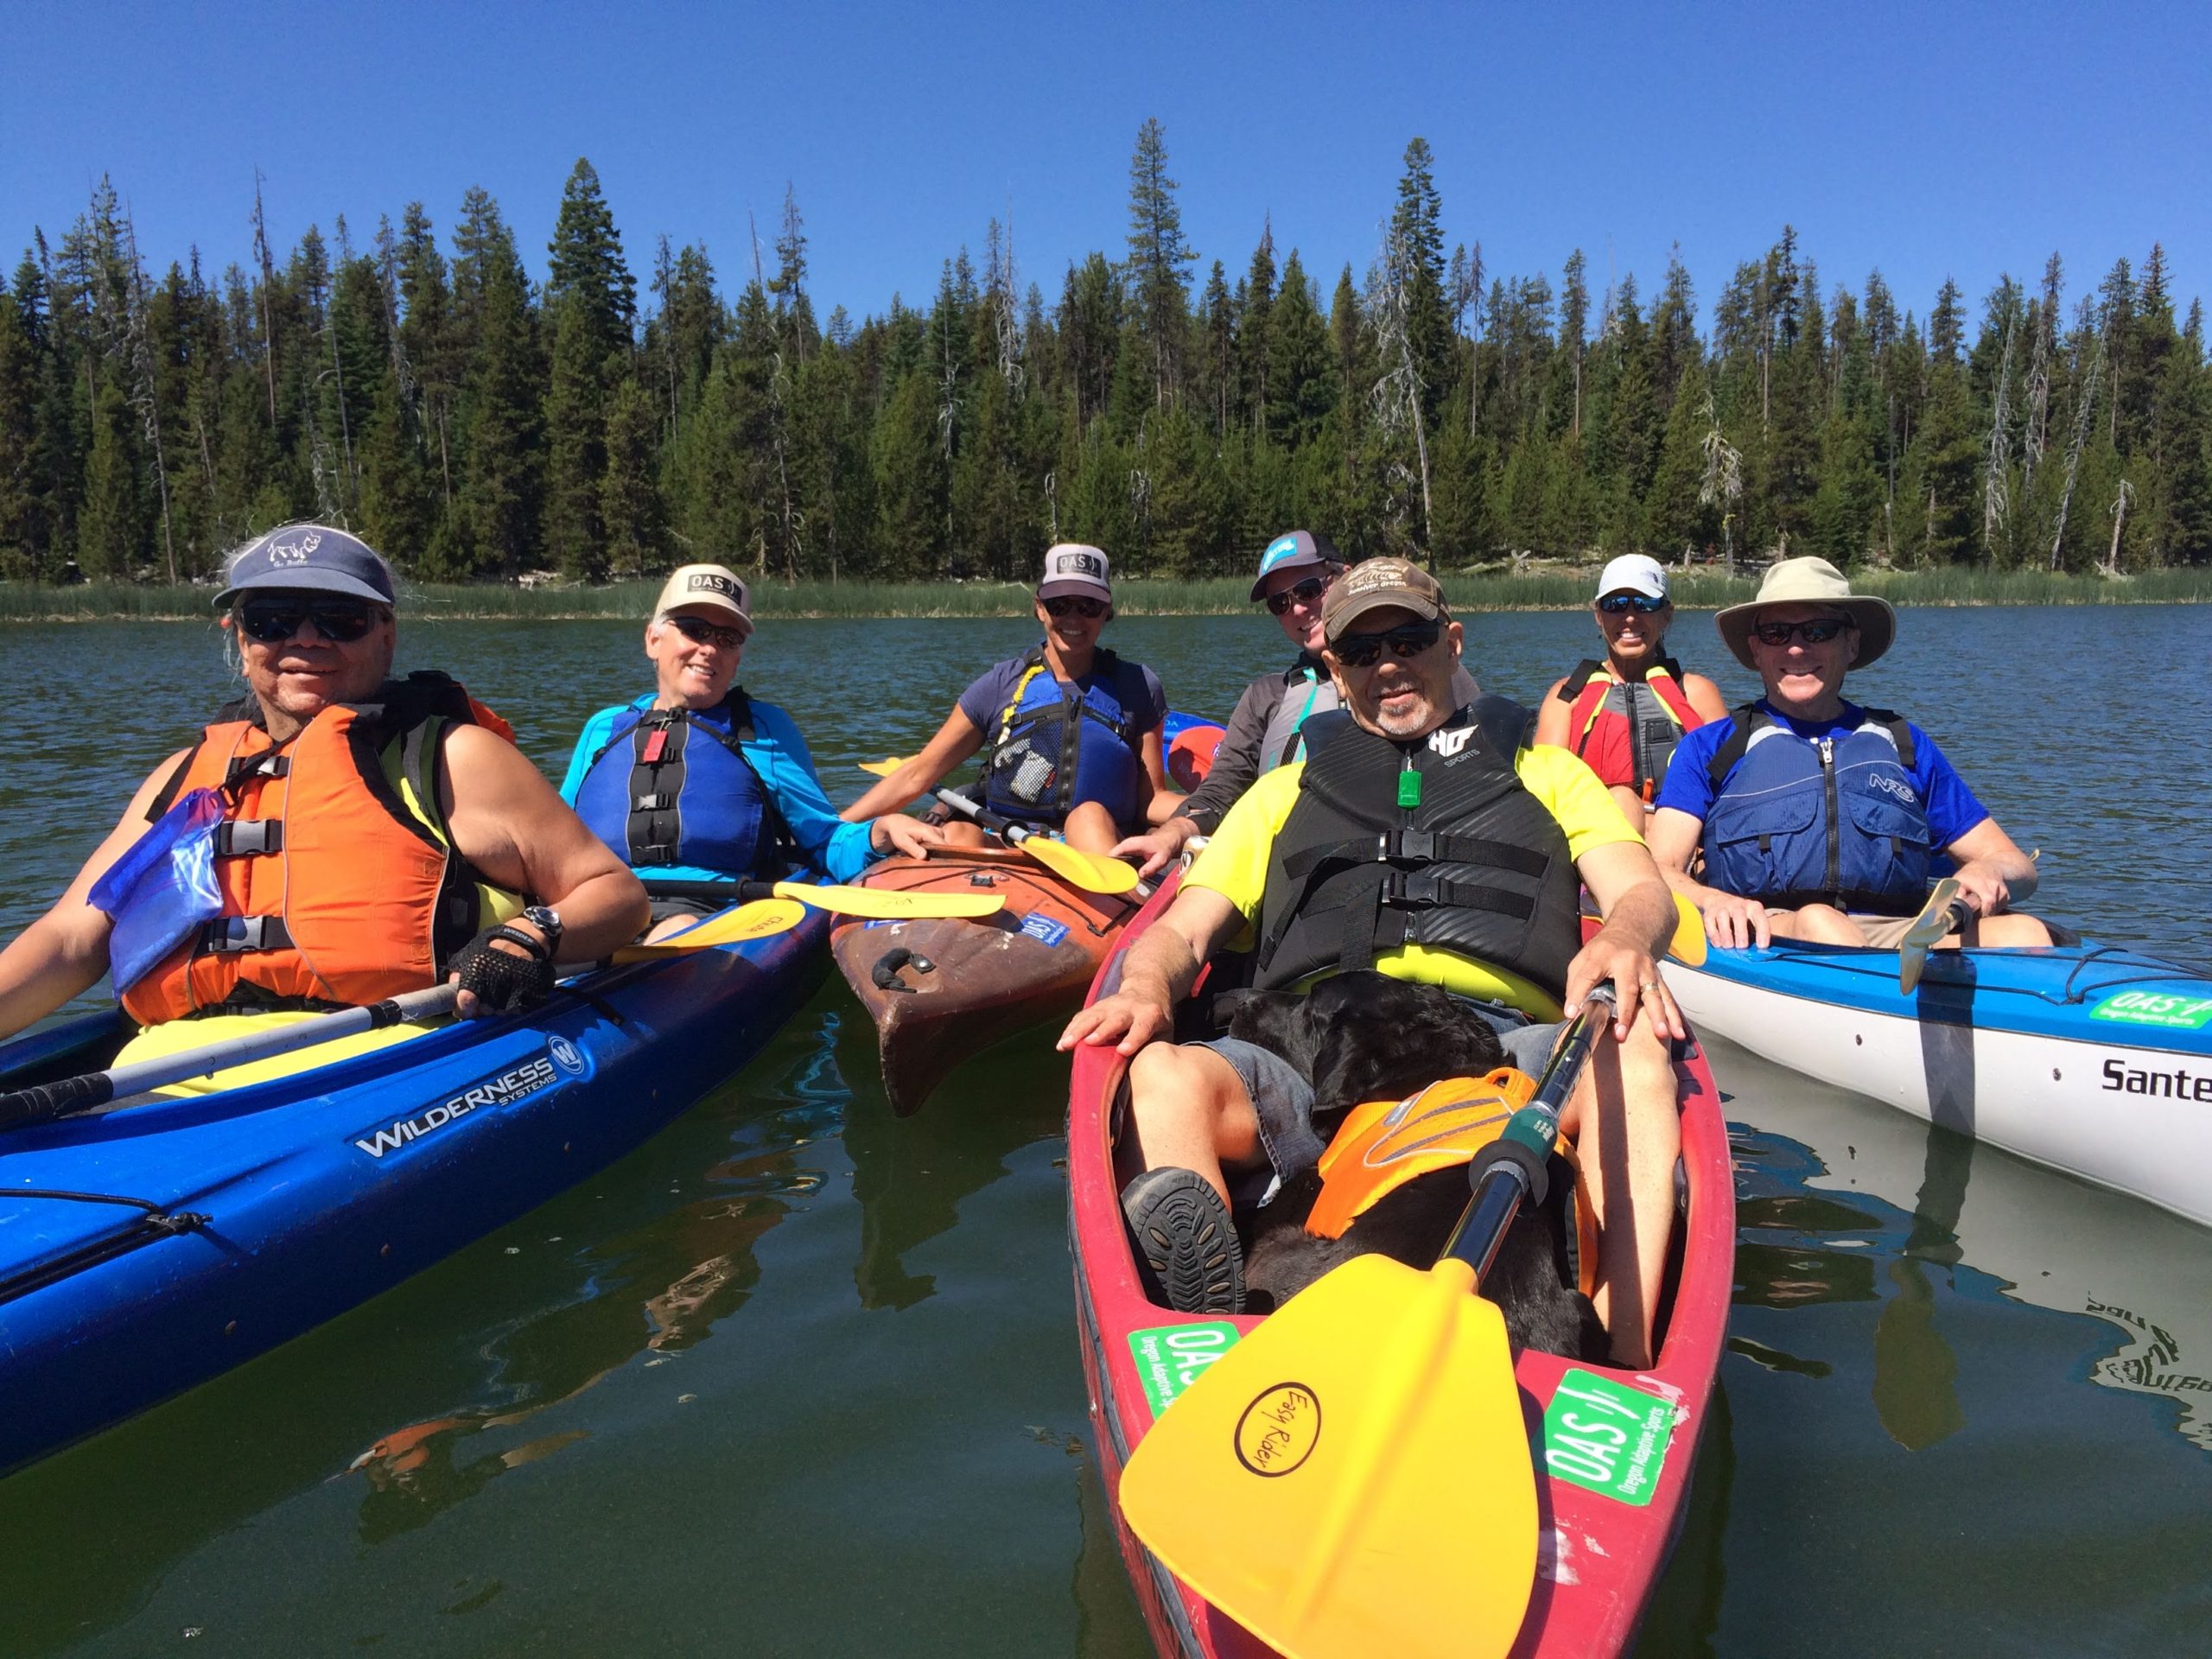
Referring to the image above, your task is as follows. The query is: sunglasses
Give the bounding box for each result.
[1330,619,1444,668]
[1043,595,1107,620]
[1265,574,1333,617]
[666,613,747,650]
[1598,593,1669,615]
[1752,617,1851,647]
[232,598,380,644]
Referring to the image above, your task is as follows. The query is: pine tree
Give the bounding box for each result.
[1238,219,1276,439]
[1124,118,1194,409]
[541,159,635,579]
[1267,251,1333,447]
[1389,138,1452,427]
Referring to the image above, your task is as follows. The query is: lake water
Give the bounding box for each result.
[0,606,2207,1655]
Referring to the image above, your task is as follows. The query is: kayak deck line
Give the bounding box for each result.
[0,1189,209,1307]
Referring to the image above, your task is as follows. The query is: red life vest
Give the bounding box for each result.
[1556,658,1704,803]
[123,674,522,1025]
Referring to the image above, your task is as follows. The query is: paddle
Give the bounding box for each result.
[1116,989,1618,1659]
[1668,890,1708,968]
[638,875,1007,922]
[0,899,828,1135]
[1899,876,1968,994]
[933,787,1141,896]
[857,755,913,778]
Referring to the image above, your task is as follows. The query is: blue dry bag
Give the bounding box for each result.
[90,786,226,994]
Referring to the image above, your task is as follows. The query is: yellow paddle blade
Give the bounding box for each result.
[770,880,1006,921]
[1669,891,1708,967]
[856,755,913,778]
[612,898,808,961]
[1899,875,1963,993]
[1014,834,1141,895]
[1118,1255,1537,1659]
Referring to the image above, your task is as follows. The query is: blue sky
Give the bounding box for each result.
[7,0,2207,333]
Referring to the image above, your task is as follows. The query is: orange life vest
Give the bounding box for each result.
[1307,1070,1597,1297]
[123,674,523,1025]
[1557,657,1703,804]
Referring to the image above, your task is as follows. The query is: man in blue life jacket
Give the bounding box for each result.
[1646,557,2050,951]
[560,564,941,938]
[1060,557,1689,1370]
[1112,530,1479,877]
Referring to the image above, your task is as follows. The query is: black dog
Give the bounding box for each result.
[1223,971,1607,1361]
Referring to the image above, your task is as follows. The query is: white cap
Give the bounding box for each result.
[655,564,753,633]
[1595,555,1668,601]
[1038,543,1112,601]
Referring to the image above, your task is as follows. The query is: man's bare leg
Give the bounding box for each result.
[1559,1020,1681,1370]
[1115,1042,1265,1209]
[1060,800,1122,855]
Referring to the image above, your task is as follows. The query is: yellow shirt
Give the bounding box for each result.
[1185,741,1639,1018]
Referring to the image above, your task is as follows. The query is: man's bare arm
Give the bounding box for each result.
[441,725,647,963]
[1057,884,1242,1055]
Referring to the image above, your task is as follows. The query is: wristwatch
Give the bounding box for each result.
[522,905,565,955]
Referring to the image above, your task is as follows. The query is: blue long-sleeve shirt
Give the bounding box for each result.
[559,693,879,884]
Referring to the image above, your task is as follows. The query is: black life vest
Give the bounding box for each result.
[1253,696,1585,1001]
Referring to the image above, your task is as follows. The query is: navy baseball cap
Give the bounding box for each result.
[1249,530,1343,601]
[214,524,397,608]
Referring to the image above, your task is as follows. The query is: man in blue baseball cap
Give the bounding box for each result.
[0,524,647,1077]
[1116,531,1474,876]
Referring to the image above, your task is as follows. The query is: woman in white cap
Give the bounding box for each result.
[1534,555,1727,836]
[560,564,941,937]
[845,544,1181,855]
[1647,556,2048,951]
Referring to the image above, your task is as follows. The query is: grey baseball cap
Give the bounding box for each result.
[1249,529,1343,601]
[214,524,397,608]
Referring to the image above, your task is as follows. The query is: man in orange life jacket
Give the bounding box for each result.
[1534,555,1727,836]
[0,525,647,1051]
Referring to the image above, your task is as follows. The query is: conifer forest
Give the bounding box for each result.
[4,124,2209,588]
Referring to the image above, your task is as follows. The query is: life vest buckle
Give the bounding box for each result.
[199,915,291,954]
[1392,829,1438,862]
[1379,869,1445,909]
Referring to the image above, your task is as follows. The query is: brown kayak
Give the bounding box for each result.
[830,846,1141,1116]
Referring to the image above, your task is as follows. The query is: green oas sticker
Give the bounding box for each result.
[1128,1323,1240,1419]
[1541,1369,1677,1506]
[2090,991,2212,1031]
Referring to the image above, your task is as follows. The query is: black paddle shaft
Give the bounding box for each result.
[1440,989,1615,1282]
[0,1072,116,1134]
[636,878,785,905]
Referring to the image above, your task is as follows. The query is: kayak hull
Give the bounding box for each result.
[1070,891,1735,1657]
[830,847,1137,1116]
[1661,939,2212,1228]
[0,906,830,1476]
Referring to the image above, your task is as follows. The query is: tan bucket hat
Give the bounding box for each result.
[1714,556,1895,671]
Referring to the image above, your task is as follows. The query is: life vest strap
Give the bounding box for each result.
[195,915,294,954]
[1281,830,1551,884]
[212,820,283,856]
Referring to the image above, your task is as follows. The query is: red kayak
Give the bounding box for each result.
[1068,883,1735,1656]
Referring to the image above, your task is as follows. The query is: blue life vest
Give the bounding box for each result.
[573,692,785,876]
[1700,702,1931,914]
[980,647,1145,827]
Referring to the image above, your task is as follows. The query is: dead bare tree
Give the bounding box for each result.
[749,215,801,579]
[1367,222,1434,560]
[1983,299,2017,555]
[251,169,278,424]
[1698,392,1745,568]
[116,207,179,582]
[986,214,1024,397]
[2050,321,2107,570]
[2103,475,2134,575]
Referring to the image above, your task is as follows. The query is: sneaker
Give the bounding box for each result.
[1120,1166,1245,1313]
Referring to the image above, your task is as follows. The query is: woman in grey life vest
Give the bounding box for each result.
[1114,530,1478,877]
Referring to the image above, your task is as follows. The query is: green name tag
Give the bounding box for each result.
[1397,770,1423,808]
[1540,1369,1677,1506]
[1127,1323,1240,1419]
[2089,991,2212,1031]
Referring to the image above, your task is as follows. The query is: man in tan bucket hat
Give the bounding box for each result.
[1647,556,2048,950]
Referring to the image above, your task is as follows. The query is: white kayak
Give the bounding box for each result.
[1661,936,2212,1230]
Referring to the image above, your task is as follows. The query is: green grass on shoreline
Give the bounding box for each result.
[6,563,2210,621]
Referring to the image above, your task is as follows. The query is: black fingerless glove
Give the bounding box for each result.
[450,925,556,1012]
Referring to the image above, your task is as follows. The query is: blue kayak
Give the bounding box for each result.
[1660,935,2212,1229]
[0,905,829,1475]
